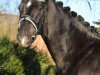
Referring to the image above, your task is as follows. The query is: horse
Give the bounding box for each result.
[17,0,100,75]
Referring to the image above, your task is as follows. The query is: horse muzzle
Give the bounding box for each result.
[17,36,32,48]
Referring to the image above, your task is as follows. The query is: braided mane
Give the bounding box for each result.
[56,1,100,38]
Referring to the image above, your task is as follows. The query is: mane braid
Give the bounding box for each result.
[54,1,100,38]
[62,5,100,38]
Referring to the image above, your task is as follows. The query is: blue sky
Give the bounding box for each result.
[0,0,100,27]
[66,0,100,27]
[0,0,20,14]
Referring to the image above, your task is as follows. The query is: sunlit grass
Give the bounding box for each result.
[0,13,19,40]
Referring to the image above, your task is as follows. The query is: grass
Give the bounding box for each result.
[0,13,19,40]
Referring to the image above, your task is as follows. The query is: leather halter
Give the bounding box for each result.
[18,6,46,38]
[19,15,38,38]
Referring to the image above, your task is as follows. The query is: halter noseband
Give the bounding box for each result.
[19,15,38,38]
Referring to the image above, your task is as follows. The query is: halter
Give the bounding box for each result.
[19,15,38,38]
[18,6,46,38]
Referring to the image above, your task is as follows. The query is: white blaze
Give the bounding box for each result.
[37,0,45,2]
[27,1,32,7]
[21,36,27,45]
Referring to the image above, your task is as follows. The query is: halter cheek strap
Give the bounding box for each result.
[19,15,38,38]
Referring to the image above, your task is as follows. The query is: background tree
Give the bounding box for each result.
[93,21,100,25]
[93,21,100,32]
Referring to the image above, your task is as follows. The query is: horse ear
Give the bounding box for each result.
[45,0,55,3]
[21,0,24,2]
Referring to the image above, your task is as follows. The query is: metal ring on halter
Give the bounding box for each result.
[19,15,38,38]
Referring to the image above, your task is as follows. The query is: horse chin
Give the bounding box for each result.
[19,42,31,48]
[18,39,32,48]
[17,37,35,48]
[22,43,31,48]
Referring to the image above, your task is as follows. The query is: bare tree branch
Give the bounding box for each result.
[87,0,92,10]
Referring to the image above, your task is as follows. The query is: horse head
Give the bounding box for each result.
[17,0,49,47]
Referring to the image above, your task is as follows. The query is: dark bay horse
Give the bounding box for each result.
[17,0,100,75]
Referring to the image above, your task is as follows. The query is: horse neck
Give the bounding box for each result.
[41,6,71,67]
[67,18,100,64]
[41,2,100,70]
[69,18,100,48]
